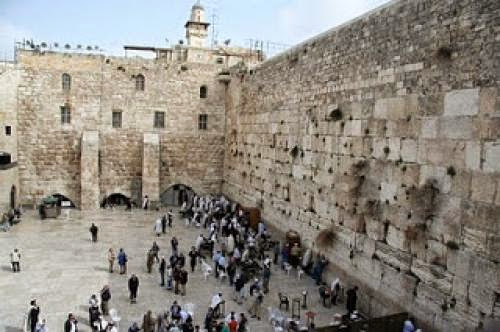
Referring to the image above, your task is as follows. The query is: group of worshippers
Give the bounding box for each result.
[87,285,118,331]
[135,301,198,332]
[1,206,22,231]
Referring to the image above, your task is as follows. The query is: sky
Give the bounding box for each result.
[0,0,390,61]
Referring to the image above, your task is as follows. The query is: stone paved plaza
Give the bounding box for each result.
[0,208,343,331]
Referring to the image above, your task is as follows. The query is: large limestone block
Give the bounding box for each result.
[471,173,496,203]
[386,225,410,251]
[444,88,479,116]
[438,117,475,139]
[483,141,500,172]
[400,139,417,162]
[420,117,438,138]
[374,95,417,120]
[375,241,412,272]
[465,141,481,171]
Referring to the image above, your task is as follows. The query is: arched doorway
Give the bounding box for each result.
[10,185,16,209]
[101,193,131,209]
[52,193,76,208]
[160,184,195,206]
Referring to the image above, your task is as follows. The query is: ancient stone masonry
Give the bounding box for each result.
[14,52,229,207]
[222,0,500,331]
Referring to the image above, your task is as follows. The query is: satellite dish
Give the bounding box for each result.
[77,44,82,49]
[54,42,59,48]
[64,44,71,49]
[86,46,92,51]
[41,42,47,48]
[224,39,231,46]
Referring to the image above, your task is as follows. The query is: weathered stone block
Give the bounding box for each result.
[401,138,417,162]
[465,141,481,171]
[483,141,500,172]
[444,88,479,116]
[439,117,475,139]
[420,117,438,138]
[471,173,496,203]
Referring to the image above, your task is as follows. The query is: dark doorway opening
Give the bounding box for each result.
[10,185,16,209]
[160,184,195,206]
[52,193,76,208]
[101,193,131,209]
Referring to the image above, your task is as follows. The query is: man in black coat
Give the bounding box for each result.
[64,313,78,332]
[188,247,198,272]
[346,286,358,315]
[27,300,40,332]
[159,256,166,286]
[128,274,139,303]
[89,223,98,242]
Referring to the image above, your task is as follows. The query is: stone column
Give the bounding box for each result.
[142,133,160,205]
[81,131,100,210]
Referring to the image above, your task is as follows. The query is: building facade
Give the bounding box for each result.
[0,0,498,330]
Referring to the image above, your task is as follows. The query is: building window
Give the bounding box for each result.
[112,110,122,128]
[200,85,207,98]
[216,57,224,64]
[5,126,11,136]
[60,104,71,124]
[62,73,71,91]
[198,114,207,130]
[136,74,145,91]
[154,111,165,128]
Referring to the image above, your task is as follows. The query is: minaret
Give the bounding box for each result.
[185,1,210,48]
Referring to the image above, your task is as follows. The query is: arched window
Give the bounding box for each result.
[200,85,207,99]
[62,73,71,91]
[135,74,145,91]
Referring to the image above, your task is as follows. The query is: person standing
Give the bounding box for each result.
[262,266,271,294]
[227,312,238,332]
[168,209,173,227]
[249,290,263,320]
[171,237,179,256]
[100,285,111,315]
[27,300,40,332]
[159,256,166,286]
[142,195,149,210]
[188,247,198,272]
[155,218,162,237]
[141,310,155,332]
[346,286,358,315]
[179,267,188,296]
[89,223,98,242]
[107,248,115,273]
[146,249,155,273]
[64,313,78,332]
[161,214,167,234]
[151,241,160,263]
[330,278,340,305]
[237,313,247,332]
[118,248,128,274]
[128,274,139,303]
[10,248,21,272]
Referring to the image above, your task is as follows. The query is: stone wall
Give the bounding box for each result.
[16,51,228,207]
[222,0,500,330]
[0,63,21,212]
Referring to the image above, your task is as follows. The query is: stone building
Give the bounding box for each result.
[0,2,261,211]
[0,0,499,330]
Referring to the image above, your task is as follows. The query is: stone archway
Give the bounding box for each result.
[52,193,76,208]
[160,184,195,207]
[10,185,16,209]
[101,193,131,209]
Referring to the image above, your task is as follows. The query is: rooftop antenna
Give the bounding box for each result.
[208,0,219,49]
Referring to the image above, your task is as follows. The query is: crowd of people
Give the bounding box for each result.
[10,192,408,332]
